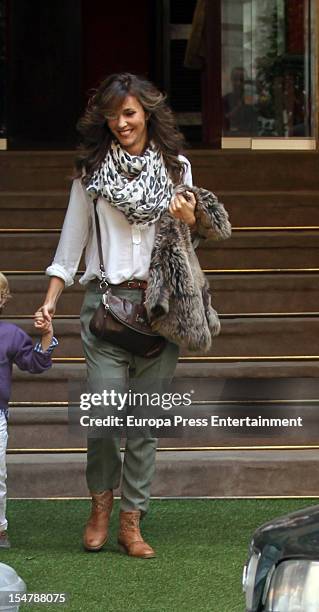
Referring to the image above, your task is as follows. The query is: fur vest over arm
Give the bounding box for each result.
[144,187,231,352]
[181,184,232,241]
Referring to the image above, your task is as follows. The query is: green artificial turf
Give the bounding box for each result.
[1,498,318,612]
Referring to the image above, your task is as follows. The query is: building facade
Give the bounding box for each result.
[1,0,317,152]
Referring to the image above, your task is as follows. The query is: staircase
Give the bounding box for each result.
[1,149,319,499]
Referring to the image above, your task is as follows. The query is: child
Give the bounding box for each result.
[0,272,58,548]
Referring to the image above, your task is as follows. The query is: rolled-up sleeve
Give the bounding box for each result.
[179,155,193,186]
[178,155,200,246]
[46,179,92,287]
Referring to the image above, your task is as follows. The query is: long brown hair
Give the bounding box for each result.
[75,73,186,185]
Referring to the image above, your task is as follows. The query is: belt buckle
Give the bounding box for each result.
[127,280,135,288]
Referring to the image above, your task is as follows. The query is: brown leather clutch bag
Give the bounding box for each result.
[89,289,166,358]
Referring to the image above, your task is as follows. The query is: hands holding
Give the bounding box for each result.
[34,302,55,350]
[34,310,53,335]
[168,190,196,226]
[34,300,55,329]
[33,277,64,349]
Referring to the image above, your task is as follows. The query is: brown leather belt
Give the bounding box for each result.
[111,279,148,290]
[92,278,147,290]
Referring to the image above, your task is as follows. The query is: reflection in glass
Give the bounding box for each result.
[222,0,314,137]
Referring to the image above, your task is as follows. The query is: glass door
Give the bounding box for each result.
[221,0,317,148]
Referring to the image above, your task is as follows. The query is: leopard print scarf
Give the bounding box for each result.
[86,141,173,227]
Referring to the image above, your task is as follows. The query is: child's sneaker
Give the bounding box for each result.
[0,530,10,548]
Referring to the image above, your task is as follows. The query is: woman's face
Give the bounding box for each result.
[107,95,148,156]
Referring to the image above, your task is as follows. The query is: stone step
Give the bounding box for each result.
[217,191,319,227]
[4,273,319,315]
[197,231,319,269]
[7,315,319,358]
[4,275,85,316]
[6,398,319,451]
[1,150,319,191]
[0,152,74,191]
[213,273,319,314]
[10,362,319,403]
[6,449,319,497]
[2,231,319,269]
[1,191,319,229]
[0,191,68,228]
[189,150,319,192]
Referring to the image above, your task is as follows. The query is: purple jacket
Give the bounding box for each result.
[0,321,53,418]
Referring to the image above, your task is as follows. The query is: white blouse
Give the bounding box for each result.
[46,155,193,287]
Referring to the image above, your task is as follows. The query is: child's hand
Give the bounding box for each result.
[34,310,53,335]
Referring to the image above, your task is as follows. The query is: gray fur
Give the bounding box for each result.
[145,187,231,352]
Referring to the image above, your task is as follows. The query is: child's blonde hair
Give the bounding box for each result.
[0,272,11,311]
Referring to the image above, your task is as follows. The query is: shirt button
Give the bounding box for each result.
[132,225,141,245]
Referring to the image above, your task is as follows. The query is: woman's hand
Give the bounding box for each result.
[34,301,56,326]
[34,310,53,335]
[34,309,54,352]
[34,277,64,326]
[169,191,196,226]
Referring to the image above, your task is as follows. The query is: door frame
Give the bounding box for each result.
[202,0,319,150]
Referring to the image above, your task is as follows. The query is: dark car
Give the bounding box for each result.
[242,504,319,611]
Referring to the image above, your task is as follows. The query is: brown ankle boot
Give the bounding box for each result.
[83,490,113,551]
[118,510,155,559]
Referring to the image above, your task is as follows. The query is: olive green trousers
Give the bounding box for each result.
[80,282,179,514]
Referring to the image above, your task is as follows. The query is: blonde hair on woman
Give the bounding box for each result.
[0,272,11,312]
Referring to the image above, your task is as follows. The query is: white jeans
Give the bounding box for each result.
[0,412,8,532]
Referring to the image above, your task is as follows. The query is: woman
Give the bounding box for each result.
[36,73,228,559]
